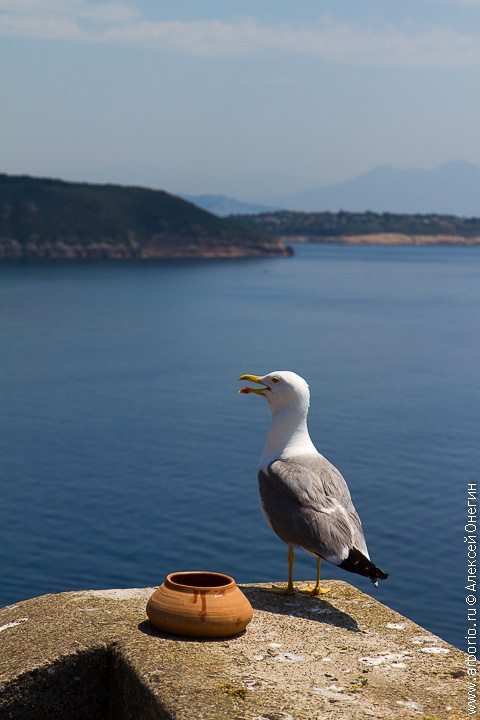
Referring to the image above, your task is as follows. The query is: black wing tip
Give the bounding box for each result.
[371,570,389,588]
[339,548,389,585]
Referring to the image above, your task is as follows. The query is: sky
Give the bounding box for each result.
[1,0,480,201]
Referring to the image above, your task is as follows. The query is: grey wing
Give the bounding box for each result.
[258,455,369,565]
[306,454,369,558]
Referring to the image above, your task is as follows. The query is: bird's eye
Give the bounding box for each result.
[271,377,280,384]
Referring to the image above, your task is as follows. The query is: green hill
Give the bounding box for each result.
[0,175,290,260]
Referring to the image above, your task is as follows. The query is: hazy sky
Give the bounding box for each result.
[1,0,480,200]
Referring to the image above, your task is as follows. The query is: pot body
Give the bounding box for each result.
[146,571,253,639]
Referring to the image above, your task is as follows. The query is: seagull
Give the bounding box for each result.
[239,370,388,595]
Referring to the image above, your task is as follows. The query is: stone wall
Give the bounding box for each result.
[0,582,468,719]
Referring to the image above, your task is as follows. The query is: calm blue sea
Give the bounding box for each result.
[1,245,479,651]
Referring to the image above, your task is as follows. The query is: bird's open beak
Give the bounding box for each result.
[238,374,270,396]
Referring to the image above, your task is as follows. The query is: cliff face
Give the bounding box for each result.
[0,175,291,260]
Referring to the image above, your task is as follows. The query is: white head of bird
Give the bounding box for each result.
[239,370,318,468]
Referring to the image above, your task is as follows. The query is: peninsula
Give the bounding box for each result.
[0,175,291,260]
[235,210,480,245]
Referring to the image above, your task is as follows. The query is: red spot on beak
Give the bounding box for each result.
[240,388,251,394]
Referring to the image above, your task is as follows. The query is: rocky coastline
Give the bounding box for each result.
[0,238,292,260]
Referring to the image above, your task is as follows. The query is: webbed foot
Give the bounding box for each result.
[261,584,296,595]
[298,583,330,596]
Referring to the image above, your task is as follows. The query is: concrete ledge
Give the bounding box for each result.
[0,581,467,719]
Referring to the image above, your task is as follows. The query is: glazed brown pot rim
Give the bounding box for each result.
[165,571,236,591]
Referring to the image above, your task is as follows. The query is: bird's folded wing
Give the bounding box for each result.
[258,456,368,564]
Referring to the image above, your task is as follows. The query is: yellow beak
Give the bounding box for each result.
[238,374,270,396]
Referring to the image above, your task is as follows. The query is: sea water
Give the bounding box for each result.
[0,244,479,650]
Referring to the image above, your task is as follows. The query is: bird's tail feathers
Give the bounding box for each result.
[339,547,388,586]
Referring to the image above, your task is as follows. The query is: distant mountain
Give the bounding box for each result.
[273,162,480,216]
[0,175,290,260]
[182,194,275,217]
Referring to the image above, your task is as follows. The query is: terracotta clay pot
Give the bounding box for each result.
[146,571,253,639]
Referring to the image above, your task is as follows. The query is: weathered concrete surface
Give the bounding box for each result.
[0,581,468,719]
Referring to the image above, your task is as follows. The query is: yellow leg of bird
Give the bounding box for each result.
[262,544,296,595]
[299,557,330,596]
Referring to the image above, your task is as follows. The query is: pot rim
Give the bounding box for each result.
[165,570,236,591]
